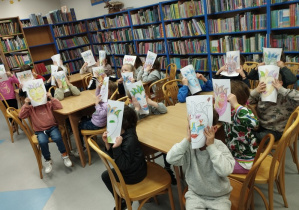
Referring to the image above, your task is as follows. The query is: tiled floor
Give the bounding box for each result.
[0,112,299,210]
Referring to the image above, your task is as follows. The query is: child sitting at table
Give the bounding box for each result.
[178,73,213,103]
[101,105,147,210]
[54,67,80,101]
[117,64,136,96]
[249,73,299,142]
[19,92,72,174]
[224,80,259,174]
[166,109,235,210]
[137,59,162,83]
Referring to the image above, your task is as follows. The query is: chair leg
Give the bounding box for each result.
[289,139,299,173]
[6,118,14,143]
[83,135,92,165]
[168,186,175,210]
[137,198,151,210]
[278,172,288,208]
[254,186,269,210]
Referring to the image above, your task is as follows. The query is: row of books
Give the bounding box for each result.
[271,34,299,51]
[110,43,135,55]
[162,0,204,20]
[136,41,165,54]
[168,39,207,55]
[210,34,267,53]
[170,57,208,70]
[106,14,130,29]
[46,8,77,24]
[271,4,299,28]
[34,63,51,75]
[131,6,161,25]
[208,12,267,33]
[0,20,19,35]
[165,19,206,38]
[95,29,133,43]
[53,22,87,37]
[61,46,90,62]
[114,57,124,67]
[5,52,31,69]
[156,56,167,69]
[272,0,298,4]
[0,36,27,52]
[56,36,89,50]
[28,13,45,26]
[92,44,111,55]
[65,59,84,73]
[207,0,266,14]
[133,25,164,40]
[87,20,101,32]
[286,55,299,63]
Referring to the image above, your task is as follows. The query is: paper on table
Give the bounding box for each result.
[258,65,279,103]
[81,50,96,66]
[24,79,47,107]
[186,95,213,149]
[127,80,149,115]
[180,64,202,94]
[263,48,282,65]
[107,100,125,144]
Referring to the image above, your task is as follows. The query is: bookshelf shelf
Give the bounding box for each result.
[23,24,50,29]
[34,58,52,63]
[55,32,87,39]
[59,44,90,51]
[0,33,23,38]
[167,35,206,39]
[108,26,131,30]
[171,53,208,56]
[209,29,268,36]
[207,5,267,16]
[271,0,299,6]
[164,14,205,22]
[271,27,299,31]
[110,40,134,43]
[29,42,55,48]
[52,20,85,25]
[3,48,28,54]
[135,38,165,41]
[63,57,82,63]
[132,22,162,27]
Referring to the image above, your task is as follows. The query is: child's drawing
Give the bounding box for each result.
[180,65,202,94]
[121,72,134,95]
[222,50,240,76]
[16,70,34,91]
[127,81,149,115]
[263,48,282,65]
[98,50,106,66]
[81,50,96,66]
[123,55,136,66]
[51,54,61,66]
[24,79,47,107]
[144,51,157,69]
[107,100,125,144]
[54,71,70,93]
[51,65,59,85]
[99,76,109,102]
[258,65,279,103]
[212,79,231,123]
[186,95,213,149]
[92,66,105,82]
[0,64,8,82]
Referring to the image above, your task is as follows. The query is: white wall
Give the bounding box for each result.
[0,0,61,19]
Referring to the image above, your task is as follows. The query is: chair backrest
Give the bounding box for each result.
[0,92,10,115]
[88,137,131,203]
[48,86,57,93]
[165,63,177,80]
[117,96,130,105]
[243,61,259,89]
[109,88,119,100]
[162,79,182,106]
[149,78,169,103]
[83,74,92,89]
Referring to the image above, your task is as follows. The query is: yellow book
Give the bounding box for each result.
[174,3,180,19]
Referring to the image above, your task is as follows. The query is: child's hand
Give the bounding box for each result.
[216,65,227,75]
[6,71,12,77]
[102,131,111,150]
[272,79,282,90]
[19,83,23,89]
[146,94,158,108]
[47,92,52,99]
[196,73,207,82]
[129,77,135,83]
[117,77,123,84]
[113,136,123,148]
[204,126,215,146]
[236,67,246,78]
[277,61,285,68]
[97,82,103,90]
[56,79,63,88]
[182,77,188,86]
[25,97,31,104]
[32,72,37,78]
[144,65,151,72]
[256,82,266,93]
[227,94,240,109]
[186,120,191,142]
[53,61,58,66]
[83,62,88,68]
[95,60,100,67]
[95,94,102,105]
[132,96,141,111]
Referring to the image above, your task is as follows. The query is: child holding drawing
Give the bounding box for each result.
[167,109,235,210]
[80,55,114,76]
[0,70,19,111]
[117,63,136,96]
[137,59,162,83]
[224,80,259,174]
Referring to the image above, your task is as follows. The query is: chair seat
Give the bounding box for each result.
[81,128,106,135]
[229,178,249,210]
[229,155,279,184]
[120,162,171,201]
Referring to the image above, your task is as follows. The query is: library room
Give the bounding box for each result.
[0,0,298,210]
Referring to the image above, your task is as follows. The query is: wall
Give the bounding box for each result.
[0,0,61,19]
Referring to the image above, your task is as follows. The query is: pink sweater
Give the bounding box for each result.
[19,98,63,132]
[0,75,19,100]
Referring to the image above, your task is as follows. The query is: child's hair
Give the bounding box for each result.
[212,108,219,126]
[134,56,143,69]
[152,59,161,71]
[240,55,246,66]
[108,80,118,98]
[231,80,250,106]
[20,64,32,71]
[122,64,135,72]
[280,52,286,63]
[122,105,138,130]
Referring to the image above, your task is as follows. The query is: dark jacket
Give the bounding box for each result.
[118,83,126,96]
[247,66,297,88]
[213,71,250,87]
[106,127,147,184]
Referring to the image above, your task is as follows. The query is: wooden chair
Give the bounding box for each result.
[285,62,299,89]
[110,88,119,100]
[243,61,259,89]
[229,110,299,210]
[117,96,130,105]
[83,74,92,90]
[162,79,182,106]
[48,86,57,96]
[0,93,20,143]
[149,78,168,103]
[6,107,70,179]
[88,136,175,210]
[165,63,177,80]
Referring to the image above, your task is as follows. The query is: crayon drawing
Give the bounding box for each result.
[99,76,109,102]
[0,65,8,83]
[263,48,282,65]
[54,71,70,93]
[25,79,47,107]
[99,50,106,66]
[107,100,124,144]
[51,65,59,85]
[258,65,279,102]
[121,72,134,95]
[81,50,96,66]
[127,81,149,115]
[123,55,136,66]
[144,51,157,69]
[221,50,240,77]
[180,65,202,94]
[186,95,213,149]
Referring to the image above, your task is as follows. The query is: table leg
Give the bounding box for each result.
[174,165,185,210]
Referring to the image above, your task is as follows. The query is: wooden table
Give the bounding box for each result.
[69,73,91,90]
[53,89,96,167]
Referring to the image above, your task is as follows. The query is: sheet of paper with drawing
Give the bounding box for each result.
[16,70,34,91]
[186,95,213,149]
[180,64,202,94]
[81,50,96,66]
[92,66,105,86]
[24,79,47,107]
[98,50,106,66]
[144,51,157,69]
[50,65,59,85]
[263,48,282,65]
[258,65,279,103]
[107,100,125,144]
[212,79,231,123]
[127,80,149,115]
[54,71,70,93]
[121,72,134,95]
[51,54,62,66]
[221,50,240,77]
[123,55,136,66]
[0,64,8,82]
[99,76,109,102]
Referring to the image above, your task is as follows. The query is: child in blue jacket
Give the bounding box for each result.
[178,73,213,103]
